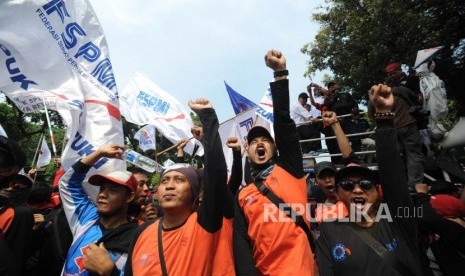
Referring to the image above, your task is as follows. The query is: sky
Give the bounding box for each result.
[88,0,329,122]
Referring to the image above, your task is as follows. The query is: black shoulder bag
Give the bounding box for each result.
[349,224,414,276]
[157,218,169,276]
[254,180,314,246]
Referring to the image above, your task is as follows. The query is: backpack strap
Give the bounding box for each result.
[53,208,66,261]
[253,180,313,244]
[157,217,168,276]
[349,224,414,276]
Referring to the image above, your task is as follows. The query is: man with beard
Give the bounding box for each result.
[59,145,138,275]
[234,49,314,275]
[315,84,423,276]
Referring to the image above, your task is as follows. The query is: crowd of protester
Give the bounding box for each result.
[1,49,464,275]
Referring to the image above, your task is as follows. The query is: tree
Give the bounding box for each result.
[302,0,465,114]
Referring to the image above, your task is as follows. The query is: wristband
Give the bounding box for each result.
[273,70,289,78]
[374,112,395,120]
[329,120,339,126]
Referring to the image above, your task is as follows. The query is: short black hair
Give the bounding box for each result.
[127,167,149,176]
[298,92,309,100]
[326,81,336,88]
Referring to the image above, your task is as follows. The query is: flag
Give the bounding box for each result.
[134,125,157,152]
[224,81,257,115]
[37,138,52,168]
[256,88,274,124]
[120,72,201,155]
[0,123,7,137]
[0,0,125,199]
[413,46,445,69]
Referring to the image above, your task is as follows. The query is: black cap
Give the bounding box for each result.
[335,164,376,184]
[314,161,337,178]
[247,126,274,145]
[0,135,27,169]
[298,92,309,100]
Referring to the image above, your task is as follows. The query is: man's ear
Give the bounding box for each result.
[127,192,135,204]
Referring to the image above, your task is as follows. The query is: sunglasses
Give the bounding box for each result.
[337,180,375,192]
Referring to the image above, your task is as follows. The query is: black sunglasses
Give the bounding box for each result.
[337,180,375,192]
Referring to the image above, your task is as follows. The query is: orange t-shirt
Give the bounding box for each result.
[237,165,314,275]
[212,218,235,276]
[314,201,348,224]
[131,212,220,276]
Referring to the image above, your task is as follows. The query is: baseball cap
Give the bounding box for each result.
[335,163,376,184]
[162,163,201,202]
[0,135,27,169]
[89,171,138,193]
[247,126,274,145]
[298,92,309,100]
[314,161,337,178]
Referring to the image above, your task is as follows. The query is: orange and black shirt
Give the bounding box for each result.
[234,79,314,275]
[125,108,228,276]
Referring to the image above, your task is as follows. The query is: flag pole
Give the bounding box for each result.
[31,133,44,169]
[42,96,58,159]
[156,136,195,157]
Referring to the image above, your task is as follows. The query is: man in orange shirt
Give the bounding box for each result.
[125,98,228,276]
[234,50,314,275]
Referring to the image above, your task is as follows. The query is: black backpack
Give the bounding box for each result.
[25,207,73,276]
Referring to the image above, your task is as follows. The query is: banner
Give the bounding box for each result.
[224,81,257,115]
[37,138,52,168]
[0,0,125,197]
[256,88,274,124]
[120,72,201,155]
[134,125,157,152]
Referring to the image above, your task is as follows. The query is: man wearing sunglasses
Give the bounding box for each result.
[315,84,423,276]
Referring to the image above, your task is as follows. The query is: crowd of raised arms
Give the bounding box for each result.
[1,49,464,276]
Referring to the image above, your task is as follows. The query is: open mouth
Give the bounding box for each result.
[353,198,366,206]
[257,147,266,159]
[326,185,335,192]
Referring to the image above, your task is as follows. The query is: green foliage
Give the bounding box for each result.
[302,0,465,117]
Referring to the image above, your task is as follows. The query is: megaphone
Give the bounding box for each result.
[439,117,465,149]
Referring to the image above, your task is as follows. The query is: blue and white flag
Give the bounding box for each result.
[0,0,125,176]
[256,88,274,124]
[224,81,257,115]
[134,125,157,152]
[120,72,202,155]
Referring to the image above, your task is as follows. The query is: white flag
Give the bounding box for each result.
[0,0,125,199]
[37,138,52,168]
[0,123,7,137]
[120,72,201,155]
[256,88,274,124]
[134,125,157,152]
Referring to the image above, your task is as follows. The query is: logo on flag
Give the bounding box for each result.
[134,125,156,152]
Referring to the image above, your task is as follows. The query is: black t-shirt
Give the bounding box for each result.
[316,219,422,276]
